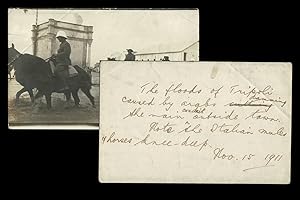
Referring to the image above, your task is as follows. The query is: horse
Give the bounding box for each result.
[8,44,95,109]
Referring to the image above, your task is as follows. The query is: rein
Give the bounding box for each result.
[44,57,53,62]
[8,54,53,66]
[8,53,22,66]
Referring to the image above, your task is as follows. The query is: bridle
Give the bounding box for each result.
[8,53,53,66]
[8,53,22,66]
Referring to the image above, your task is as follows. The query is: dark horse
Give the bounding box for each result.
[8,44,95,109]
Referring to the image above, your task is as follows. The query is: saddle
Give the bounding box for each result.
[68,65,78,77]
[49,61,78,78]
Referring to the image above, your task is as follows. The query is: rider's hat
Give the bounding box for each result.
[127,49,135,53]
[56,31,68,39]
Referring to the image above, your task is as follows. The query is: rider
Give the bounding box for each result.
[124,49,136,61]
[52,31,72,91]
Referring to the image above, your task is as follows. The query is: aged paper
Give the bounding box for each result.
[99,61,292,183]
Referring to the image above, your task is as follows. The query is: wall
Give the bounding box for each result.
[32,19,93,67]
[183,41,199,61]
[35,36,52,59]
[136,52,182,61]
[135,41,199,61]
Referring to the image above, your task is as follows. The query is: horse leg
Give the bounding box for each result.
[81,87,95,107]
[34,90,44,100]
[28,89,34,104]
[64,91,71,102]
[63,91,72,109]
[31,90,47,109]
[15,87,27,105]
[71,89,80,107]
[45,93,52,109]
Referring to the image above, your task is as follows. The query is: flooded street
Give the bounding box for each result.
[8,72,99,125]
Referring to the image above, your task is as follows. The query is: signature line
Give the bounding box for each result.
[243,165,275,172]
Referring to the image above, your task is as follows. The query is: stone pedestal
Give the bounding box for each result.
[31,19,93,67]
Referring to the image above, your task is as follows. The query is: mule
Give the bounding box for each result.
[8,44,95,109]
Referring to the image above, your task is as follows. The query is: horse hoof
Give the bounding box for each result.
[64,104,71,109]
[64,101,72,109]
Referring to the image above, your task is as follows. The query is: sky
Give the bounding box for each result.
[8,9,199,65]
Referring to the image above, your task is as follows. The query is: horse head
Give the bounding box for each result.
[8,43,21,64]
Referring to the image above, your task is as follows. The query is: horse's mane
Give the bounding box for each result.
[19,54,49,66]
[8,47,21,63]
[26,54,49,62]
[8,46,21,54]
[13,53,52,76]
[8,47,48,68]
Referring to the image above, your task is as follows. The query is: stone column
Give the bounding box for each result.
[87,39,93,67]
[47,33,56,58]
[86,26,93,67]
[48,19,57,57]
[31,25,38,55]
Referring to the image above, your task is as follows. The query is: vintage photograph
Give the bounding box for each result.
[8,8,199,127]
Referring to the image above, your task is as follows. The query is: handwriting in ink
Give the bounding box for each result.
[243,165,275,172]
[245,109,280,122]
[149,121,176,133]
[213,147,235,160]
[230,85,273,98]
[258,127,287,136]
[210,123,254,135]
[249,95,287,107]
[164,83,202,96]
[241,154,255,160]
[178,121,202,134]
[210,86,224,98]
[102,132,133,144]
[148,113,184,120]
[122,96,155,106]
[134,134,177,146]
[182,107,206,114]
[265,154,283,165]
[123,107,144,119]
[225,101,273,111]
[193,110,239,121]
[159,96,174,111]
[181,137,210,152]
[181,97,216,109]
[140,82,159,94]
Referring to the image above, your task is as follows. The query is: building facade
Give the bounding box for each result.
[135,40,199,61]
[31,19,93,67]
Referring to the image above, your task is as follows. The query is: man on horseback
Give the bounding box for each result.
[52,31,71,91]
[8,43,95,109]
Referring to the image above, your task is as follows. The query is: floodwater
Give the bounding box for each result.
[8,72,99,125]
